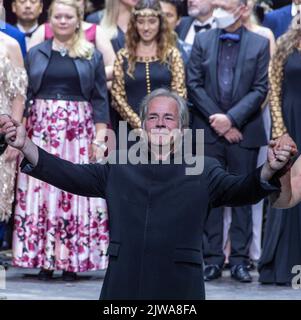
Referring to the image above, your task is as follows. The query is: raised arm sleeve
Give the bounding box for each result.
[20,147,109,198]
[206,157,280,208]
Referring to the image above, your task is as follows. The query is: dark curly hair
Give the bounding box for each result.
[125,0,176,77]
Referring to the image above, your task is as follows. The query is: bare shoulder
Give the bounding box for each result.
[82,21,93,30]
[96,24,110,41]
[0,33,23,67]
[253,25,275,41]
[0,32,19,51]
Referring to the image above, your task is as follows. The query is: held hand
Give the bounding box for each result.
[261,143,293,181]
[273,134,298,156]
[268,141,292,171]
[0,114,26,151]
[209,114,232,136]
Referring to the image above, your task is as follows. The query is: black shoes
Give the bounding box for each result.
[231,264,252,283]
[62,271,77,281]
[204,265,222,281]
[38,269,77,281]
[204,264,253,282]
[38,269,54,281]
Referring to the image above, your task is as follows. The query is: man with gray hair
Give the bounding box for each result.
[0,89,291,299]
[176,0,216,45]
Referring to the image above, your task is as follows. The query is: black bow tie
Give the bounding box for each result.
[194,24,211,33]
[25,30,35,38]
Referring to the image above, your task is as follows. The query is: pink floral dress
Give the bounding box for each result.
[13,51,109,272]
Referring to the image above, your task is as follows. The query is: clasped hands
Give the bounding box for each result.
[209,113,242,143]
[267,134,298,173]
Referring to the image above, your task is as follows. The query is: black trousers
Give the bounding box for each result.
[203,139,259,267]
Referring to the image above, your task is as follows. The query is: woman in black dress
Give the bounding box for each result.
[259,14,301,284]
[111,0,186,131]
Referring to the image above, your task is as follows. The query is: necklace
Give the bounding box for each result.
[53,40,68,57]
[58,46,68,57]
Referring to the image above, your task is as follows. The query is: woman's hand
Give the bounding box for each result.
[274,134,298,156]
[4,146,20,163]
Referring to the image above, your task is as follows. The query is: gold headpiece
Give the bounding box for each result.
[133,8,162,17]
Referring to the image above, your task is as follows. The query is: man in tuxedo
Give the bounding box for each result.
[262,0,301,39]
[0,0,26,56]
[187,0,270,282]
[12,0,43,48]
[0,89,291,299]
[176,0,216,45]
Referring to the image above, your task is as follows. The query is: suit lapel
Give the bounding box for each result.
[184,17,194,39]
[176,17,194,40]
[232,28,249,100]
[210,29,222,101]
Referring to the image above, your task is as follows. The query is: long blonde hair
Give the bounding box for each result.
[269,15,301,138]
[48,0,94,59]
[100,0,120,40]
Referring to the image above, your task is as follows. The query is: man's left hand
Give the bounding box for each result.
[209,114,232,136]
[261,141,293,181]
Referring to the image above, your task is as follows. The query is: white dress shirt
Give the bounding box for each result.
[185,16,216,45]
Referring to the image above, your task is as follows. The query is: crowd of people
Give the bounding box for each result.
[0,0,301,297]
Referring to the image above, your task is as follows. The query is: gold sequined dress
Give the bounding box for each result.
[0,54,27,221]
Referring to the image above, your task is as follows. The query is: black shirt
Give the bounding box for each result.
[217,28,242,111]
[37,50,85,101]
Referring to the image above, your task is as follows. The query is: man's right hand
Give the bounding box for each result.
[0,114,26,151]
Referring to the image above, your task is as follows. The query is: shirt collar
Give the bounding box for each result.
[221,26,243,35]
[193,16,216,28]
[17,23,39,34]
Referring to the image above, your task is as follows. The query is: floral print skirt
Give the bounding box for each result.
[13,99,109,272]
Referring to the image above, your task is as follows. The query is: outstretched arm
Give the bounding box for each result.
[208,142,292,208]
[0,115,108,198]
[21,147,108,198]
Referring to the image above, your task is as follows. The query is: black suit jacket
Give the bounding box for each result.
[187,27,270,148]
[21,147,279,300]
[175,16,195,41]
[25,40,110,124]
